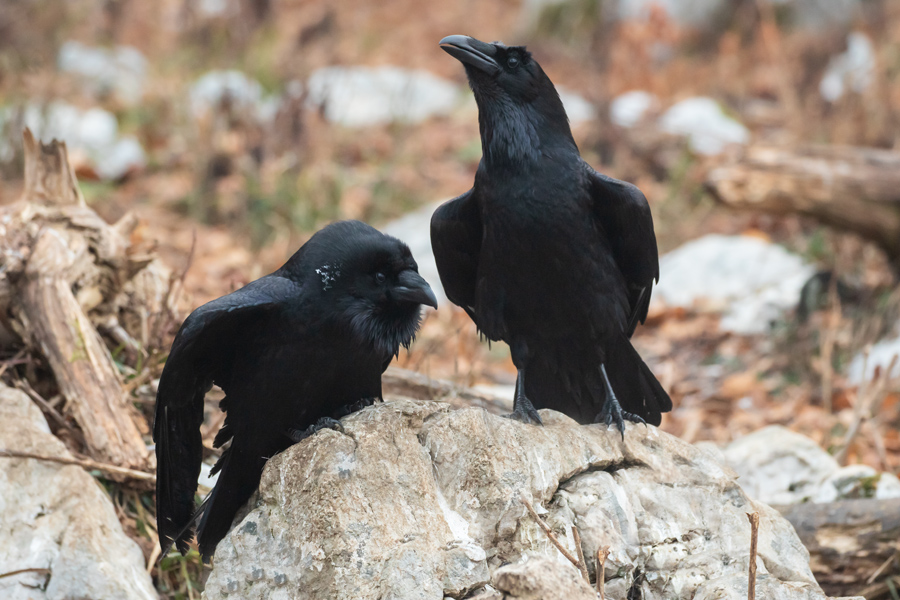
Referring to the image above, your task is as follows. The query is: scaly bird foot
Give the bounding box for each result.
[595,400,645,440]
[504,395,543,426]
[287,416,345,443]
[331,396,378,419]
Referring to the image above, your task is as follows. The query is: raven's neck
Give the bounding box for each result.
[478,100,576,172]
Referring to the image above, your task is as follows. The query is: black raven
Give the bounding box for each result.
[432,35,671,432]
[154,220,437,561]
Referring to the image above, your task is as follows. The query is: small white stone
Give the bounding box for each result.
[658,96,749,156]
[610,90,657,128]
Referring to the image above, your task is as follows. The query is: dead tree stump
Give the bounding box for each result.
[1,130,172,470]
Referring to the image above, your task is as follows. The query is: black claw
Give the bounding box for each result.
[287,416,345,443]
[331,396,378,419]
[504,406,543,426]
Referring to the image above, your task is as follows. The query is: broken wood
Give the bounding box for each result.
[706,145,900,271]
[776,498,900,597]
[0,129,171,470]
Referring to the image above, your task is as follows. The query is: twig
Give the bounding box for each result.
[570,525,590,584]
[521,495,582,569]
[867,550,900,585]
[820,276,841,413]
[15,378,72,432]
[596,546,610,600]
[0,348,28,379]
[747,512,760,600]
[0,449,155,483]
[147,536,162,573]
[0,567,51,580]
[835,353,899,464]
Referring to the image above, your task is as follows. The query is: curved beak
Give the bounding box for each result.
[439,35,500,75]
[393,270,438,309]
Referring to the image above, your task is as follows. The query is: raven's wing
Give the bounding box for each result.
[587,167,660,336]
[153,275,299,554]
[431,188,482,319]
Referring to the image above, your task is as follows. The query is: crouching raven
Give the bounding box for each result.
[155,220,437,561]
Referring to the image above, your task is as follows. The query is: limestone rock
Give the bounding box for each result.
[722,425,839,505]
[652,234,816,334]
[491,558,595,600]
[204,399,849,600]
[0,383,157,600]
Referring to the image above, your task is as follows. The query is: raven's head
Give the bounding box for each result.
[440,35,575,166]
[289,220,437,358]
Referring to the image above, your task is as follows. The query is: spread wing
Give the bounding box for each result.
[430,188,482,320]
[153,275,299,553]
[587,167,660,336]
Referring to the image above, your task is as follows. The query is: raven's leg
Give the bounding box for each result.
[595,363,645,438]
[504,340,543,426]
[331,396,379,419]
[287,417,345,443]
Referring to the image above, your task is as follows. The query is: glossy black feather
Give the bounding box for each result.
[154,220,435,561]
[433,36,671,426]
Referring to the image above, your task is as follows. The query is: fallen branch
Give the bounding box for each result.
[521,495,583,572]
[706,145,900,271]
[0,448,155,483]
[777,498,900,596]
[747,512,760,600]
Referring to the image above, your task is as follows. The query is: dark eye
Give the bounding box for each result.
[506,56,519,69]
[374,272,386,283]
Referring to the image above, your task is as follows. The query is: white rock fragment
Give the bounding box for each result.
[57,41,147,104]
[876,472,900,500]
[306,66,459,127]
[616,0,728,27]
[382,200,447,306]
[812,464,879,503]
[556,86,596,125]
[658,96,749,156]
[0,383,157,600]
[723,425,839,505]
[653,234,815,334]
[819,32,875,102]
[846,332,900,386]
[189,69,265,119]
[610,90,657,128]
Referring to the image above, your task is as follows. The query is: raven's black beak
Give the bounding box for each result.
[393,270,438,309]
[439,35,500,75]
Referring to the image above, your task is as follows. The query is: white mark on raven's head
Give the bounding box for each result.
[315,263,342,290]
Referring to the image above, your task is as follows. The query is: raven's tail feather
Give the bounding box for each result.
[196,443,268,562]
[155,400,204,556]
[604,333,672,426]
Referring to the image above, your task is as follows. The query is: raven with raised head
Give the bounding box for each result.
[155,220,437,561]
[432,35,671,432]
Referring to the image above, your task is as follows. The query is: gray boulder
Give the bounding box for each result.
[204,399,853,600]
[0,383,157,600]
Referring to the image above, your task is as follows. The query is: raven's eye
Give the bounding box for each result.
[507,56,519,69]
[374,272,386,284]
